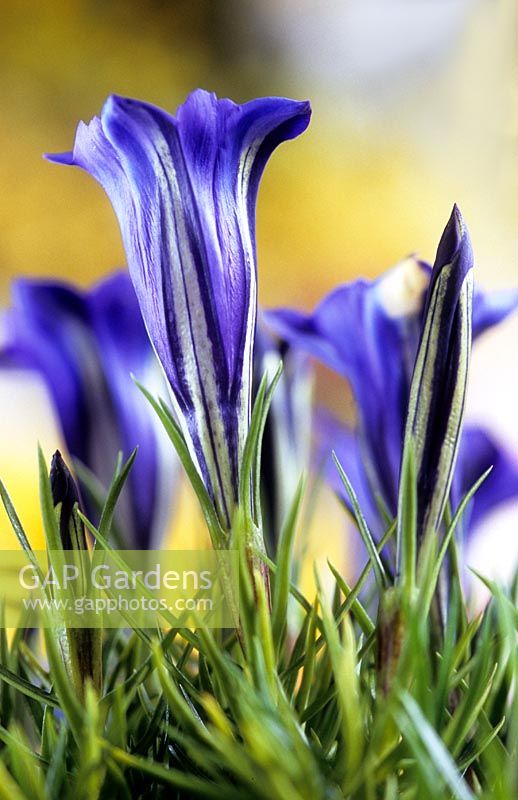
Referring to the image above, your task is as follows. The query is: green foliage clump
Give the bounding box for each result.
[0,416,515,800]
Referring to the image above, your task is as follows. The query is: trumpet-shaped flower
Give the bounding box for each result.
[266,216,518,541]
[48,90,311,529]
[1,271,175,549]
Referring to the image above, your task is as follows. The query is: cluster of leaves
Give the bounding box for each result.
[0,416,516,800]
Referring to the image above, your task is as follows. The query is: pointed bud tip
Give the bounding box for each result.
[50,449,64,472]
[434,204,473,280]
[451,203,465,236]
[446,203,465,243]
[50,450,79,509]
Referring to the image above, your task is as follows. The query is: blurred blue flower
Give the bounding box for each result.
[1,271,176,549]
[266,237,518,540]
[48,90,311,529]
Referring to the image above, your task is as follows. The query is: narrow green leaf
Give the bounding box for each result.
[254,572,277,697]
[239,363,283,527]
[418,467,492,614]
[318,577,363,785]
[295,596,318,715]
[2,724,46,800]
[44,726,68,800]
[96,449,135,545]
[136,381,223,542]
[333,452,388,590]
[327,561,375,636]
[108,743,244,799]
[395,692,474,800]
[239,371,267,521]
[0,663,59,709]
[457,716,506,771]
[42,622,83,740]
[37,444,61,552]
[271,475,305,652]
[396,439,417,600]
[75,684,106,800]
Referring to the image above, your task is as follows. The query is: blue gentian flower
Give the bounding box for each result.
[1,271,176,549]
[266,216,518,540]
[48,90,311,529]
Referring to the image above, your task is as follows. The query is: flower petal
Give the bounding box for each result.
[1,273,174,548]
[265,257,430,515]
[88,271,177,548]
[7,279,103,468]
[472,286,518,339]
[453,425,518,534]
[315,410,379,534]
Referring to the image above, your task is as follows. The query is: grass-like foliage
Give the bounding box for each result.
[0,422,516,800]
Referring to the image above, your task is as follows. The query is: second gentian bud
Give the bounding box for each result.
[50,450,101,697]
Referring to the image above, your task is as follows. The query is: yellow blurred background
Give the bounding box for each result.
[1,0,517,583]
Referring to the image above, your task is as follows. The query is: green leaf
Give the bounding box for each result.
[318,577,363,786]
[0,663,59,709]
[95,449,135,546]
[252,361,283,526]
[327,560,375,636]
[37,444,61,552]
[136,380,224,542]
[294,596,319,715]
[75,684,106,800]
[396,439,417,601]
[42,621,83,740]
[239,363,283,527]
[271,475,305,653]
[108,744,244,799]
[333,452,388,590]
[418,467,492,614]
[395,692,474,800]
[44,725,68,799]
[1,724,46,800]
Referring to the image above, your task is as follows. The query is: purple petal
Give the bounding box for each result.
[7,280,97,467]
[88,271,177,548]
[266,257,430,516]
[316,410,380,536]
[472,286,518,339]
[454,425,518,534]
